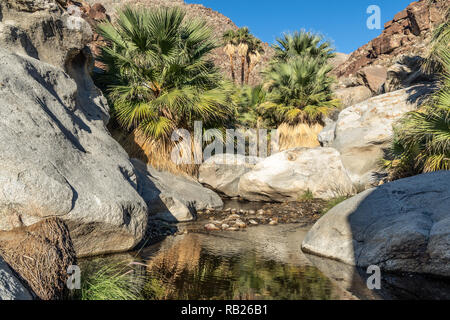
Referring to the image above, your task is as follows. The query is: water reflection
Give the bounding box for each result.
[143,234,335,300]
[79,224,450,300]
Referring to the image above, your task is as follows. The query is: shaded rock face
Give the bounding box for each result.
[302,171,450,278]
[83,0,274,86]
[334,0,449,78]
[328,84,434,187]
[385,55,433,92]
[238,147,354,202]
[0,257,33,300]
[198,154,262,198]
[132,159,223,223]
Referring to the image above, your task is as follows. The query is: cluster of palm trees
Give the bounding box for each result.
[235,30,339,127]
[95,6,340,169]
[222,27,265,85]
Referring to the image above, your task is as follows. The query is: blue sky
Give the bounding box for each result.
[185,0,413,53]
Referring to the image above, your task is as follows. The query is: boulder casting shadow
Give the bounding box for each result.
[302,171,450,299]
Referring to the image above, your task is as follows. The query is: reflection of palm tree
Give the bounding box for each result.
[145,236,334,300]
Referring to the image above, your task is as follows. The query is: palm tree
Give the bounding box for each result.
[236,27,252,85]
[263,56,340,125]
[272,31,335,63]
[236,85,274,128]
[384,19,450,179]
[245,36,265,84]
[223,30,237,83]
[96,6,235,143]
[423,8,449,73]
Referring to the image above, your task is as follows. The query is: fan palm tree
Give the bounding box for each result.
[272,31,335,63]
[96,6,235,143]
[236,27,252,85]
[223,29,238,83]
[422,7,449,73]
[263,56,340,125]
[236,85,274,128]
[245,36,265,84]
[384,19,450,179]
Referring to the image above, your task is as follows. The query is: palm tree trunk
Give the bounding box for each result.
[229,55,236,83]
[241,56,246,85]
[245,62,253,85]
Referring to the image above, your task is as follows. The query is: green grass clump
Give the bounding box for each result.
[298,189,314,201]
[321,196,349,215]
[80,263,143,301]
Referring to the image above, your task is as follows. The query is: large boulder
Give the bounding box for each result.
[330,84,434,187]
[0,48,147,257]
[357,65,387,94]
[302,171,450,278]
[333,86,372,108]
[238,147,354,202]
[0,256,33,300]
[198,154,262,198]
[133,159,223,223]
[0,0,93,69]
[0,1,148,257]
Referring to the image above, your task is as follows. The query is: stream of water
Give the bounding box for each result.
[80,217,450,300]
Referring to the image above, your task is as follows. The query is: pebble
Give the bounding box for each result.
[249,219,258,225]
[204,223,220,231]
[257,209,265,215]
[249,210,256,215]
[227,214,241,220]
[235,219,247,228]
[221,224,230,229]
[226,227,240,231]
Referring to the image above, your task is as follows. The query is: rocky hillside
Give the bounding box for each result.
[335,0,449,78]
[83,0,274,85]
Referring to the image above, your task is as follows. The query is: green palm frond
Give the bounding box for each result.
[272,30,335,63]
[385,23,450,179]
[96,6,235,141]
[263,55,338,124]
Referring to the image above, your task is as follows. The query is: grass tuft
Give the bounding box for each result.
[79,263,144,301]
[321,196,349,215]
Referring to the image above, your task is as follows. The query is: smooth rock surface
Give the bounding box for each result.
[198,154,262,198]
[133,159,223,223]
[0,48,147,257]
[334,86,372,108]
[331,84,434,186]
[0,257,33,300]
[302,172,450,278]
[238,147,354,201]
[357,65,387,94]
